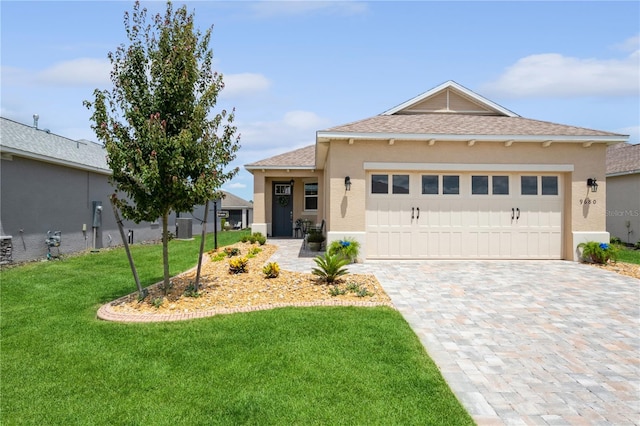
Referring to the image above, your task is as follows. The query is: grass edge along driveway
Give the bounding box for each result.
[1,233,473,425]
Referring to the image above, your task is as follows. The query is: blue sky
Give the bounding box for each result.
[2,1,639,202]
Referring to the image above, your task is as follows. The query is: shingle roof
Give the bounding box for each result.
[323,114,624,138]
[0,117,108,172]
[607,143,640,175]
[221,191,253,209]
[245,144,315,169]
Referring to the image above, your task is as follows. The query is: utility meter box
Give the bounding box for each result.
[92,201,103,228]
[175,218,193,240]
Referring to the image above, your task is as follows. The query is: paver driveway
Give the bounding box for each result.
[271,240,640,425]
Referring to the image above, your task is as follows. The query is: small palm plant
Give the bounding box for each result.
[311,253,350,283]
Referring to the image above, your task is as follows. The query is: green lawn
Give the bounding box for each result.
[0,232,473,425]
[617,246,640,264]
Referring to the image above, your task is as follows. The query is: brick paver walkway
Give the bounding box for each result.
[271,239,640,425]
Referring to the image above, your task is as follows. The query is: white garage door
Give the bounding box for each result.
[366,172,563,259]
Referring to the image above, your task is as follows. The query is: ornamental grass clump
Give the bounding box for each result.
[577,241,619,264]
[328,237,361,263]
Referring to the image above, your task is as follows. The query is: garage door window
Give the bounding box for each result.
[521,176,538,195]
[392,175,410,194]
[421,175,438,194]
[443,175,460,194]
[371,174,388,194]
[472,176,489,194]
[493,176,509,195]
[541,176,558,195]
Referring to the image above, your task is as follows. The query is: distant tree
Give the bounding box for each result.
[85,1,240,292]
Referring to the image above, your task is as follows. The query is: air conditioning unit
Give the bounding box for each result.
[175,218,193,240]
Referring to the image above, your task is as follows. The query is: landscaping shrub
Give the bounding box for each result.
[311,253,349,283]
[577,241,619,264]
[228,257,249,274]
[224,247,241,257]
[328,237,361,263]
[262,262,280,278]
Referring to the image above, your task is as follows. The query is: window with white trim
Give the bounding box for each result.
[304,182,318,210]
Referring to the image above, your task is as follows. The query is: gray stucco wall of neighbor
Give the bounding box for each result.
[1,156,221,263]
[606,173,640,245]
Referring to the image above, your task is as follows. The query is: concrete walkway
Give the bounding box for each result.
[270,239,640,425]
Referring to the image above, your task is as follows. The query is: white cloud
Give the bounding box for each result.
[225,182,247,190]
[221,72,271,98]
[36,58,111,86]
[482,50,639,98]
[283,110,331,130]
[612,34,640,53]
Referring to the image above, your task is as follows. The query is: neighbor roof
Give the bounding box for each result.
[607,143,640,176]
[245,145,315,170]
[221,191,253,209]
[0,117,109,173]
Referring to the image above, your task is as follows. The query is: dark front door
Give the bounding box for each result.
[272,182,293,237]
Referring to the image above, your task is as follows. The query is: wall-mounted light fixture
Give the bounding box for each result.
[587,178,598,193]
[344,176,351,191]
[289,179,294,188]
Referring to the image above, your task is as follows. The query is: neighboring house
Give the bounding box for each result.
[220,190,253,230]
[606,143,640,245]
[246,81,628,261]
[0,117,219,263]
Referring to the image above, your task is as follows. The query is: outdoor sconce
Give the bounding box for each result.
[344,176,351,191]
[587,178,598,193]
[289,179,294,188]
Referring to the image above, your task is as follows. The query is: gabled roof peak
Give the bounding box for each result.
[382,80,519,118]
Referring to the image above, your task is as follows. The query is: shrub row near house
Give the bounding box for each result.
[240,232,266,245]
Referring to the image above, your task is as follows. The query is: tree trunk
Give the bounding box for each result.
[194,200,209,292]
[161,211,171,294]
[109,196,144,297]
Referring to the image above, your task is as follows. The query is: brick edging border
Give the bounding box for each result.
[97,299,396,323]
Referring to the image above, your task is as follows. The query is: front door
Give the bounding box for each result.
[272,182,293,237]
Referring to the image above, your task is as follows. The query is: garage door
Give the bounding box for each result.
[366,172,563,259]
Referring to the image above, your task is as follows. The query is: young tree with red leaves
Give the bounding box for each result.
[85,1,240,293]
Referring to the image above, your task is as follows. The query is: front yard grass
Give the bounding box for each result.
[616,245,640,264]
[0,232,472,425]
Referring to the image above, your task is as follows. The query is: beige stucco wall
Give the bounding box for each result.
[606,173,640,244]
[324,139,609,260]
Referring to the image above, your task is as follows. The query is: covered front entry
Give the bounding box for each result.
[271,181,293,237]
[366,171,563,259]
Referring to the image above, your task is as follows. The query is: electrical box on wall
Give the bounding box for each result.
[92,201,103,228]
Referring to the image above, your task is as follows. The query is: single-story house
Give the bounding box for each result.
[220,190,253,229]
[606,142,640,245]
[246,80,629,261]
[0,116,219,263]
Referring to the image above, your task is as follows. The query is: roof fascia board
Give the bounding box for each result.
[607,170,640,177]
[316,132,627,144]
[244,165,315,172]
[381,80,519,117]
[0,146,111,175]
